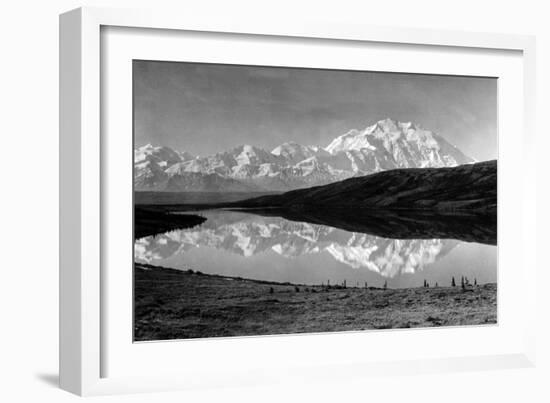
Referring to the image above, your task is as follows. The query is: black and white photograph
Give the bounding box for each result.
[3,0,547,399]
[133,60,497,342]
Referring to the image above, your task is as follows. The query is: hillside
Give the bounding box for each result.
[231,160,497,213]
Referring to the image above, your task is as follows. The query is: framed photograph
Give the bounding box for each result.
[60,7,537,396]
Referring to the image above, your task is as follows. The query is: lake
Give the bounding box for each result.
[134,209,497,289]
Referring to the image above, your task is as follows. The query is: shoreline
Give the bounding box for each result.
[135,262,492,290]
[135,204,496,245]
[134,207,206,239]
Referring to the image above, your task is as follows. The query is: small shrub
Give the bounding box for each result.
[295,286,300,292]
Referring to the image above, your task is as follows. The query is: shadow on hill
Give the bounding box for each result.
[241,207,496,245]
[135,207,206,239]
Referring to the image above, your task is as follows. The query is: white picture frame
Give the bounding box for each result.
[59,6,537,396]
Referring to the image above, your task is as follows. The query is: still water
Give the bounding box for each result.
[134,210,496,288]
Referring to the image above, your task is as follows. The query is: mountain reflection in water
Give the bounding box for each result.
[134,210,497,287]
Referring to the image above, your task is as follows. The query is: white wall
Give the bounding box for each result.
[0,0,548,401]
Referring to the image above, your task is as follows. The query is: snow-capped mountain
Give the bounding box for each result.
[134,118,475,192]
[134,143,191,168]
[271,142,330,164]
[134,144,195,190]
[325,118,473,168]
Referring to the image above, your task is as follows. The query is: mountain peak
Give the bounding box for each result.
[376,117,398,128]
[271,141,327,164]
[230,144,261,154]
[135,119,475,192]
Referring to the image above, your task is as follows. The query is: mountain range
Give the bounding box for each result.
[134,118,475,192]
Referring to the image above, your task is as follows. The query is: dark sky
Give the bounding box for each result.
[134,60,497,161]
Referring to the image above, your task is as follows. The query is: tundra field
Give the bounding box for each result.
[134,264,497,341]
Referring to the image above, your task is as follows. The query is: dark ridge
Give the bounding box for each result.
[134,207,206,239]
[135,190,282,205]
[244,207,496,245]
[229,160,497,213]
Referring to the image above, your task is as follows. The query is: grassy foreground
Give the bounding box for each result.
[134,264,497,341]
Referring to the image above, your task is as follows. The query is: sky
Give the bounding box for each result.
[133,60,497,161]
